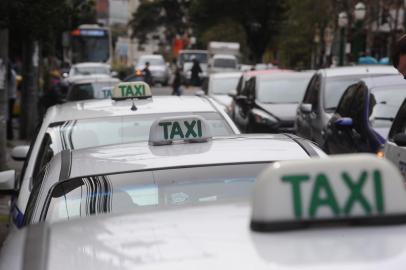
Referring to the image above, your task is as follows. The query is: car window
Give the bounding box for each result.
[56,112,232,150]
[236,76,243,95]
[302,74,317,104]
[43,163,268,223]
[73,66,110,76]
[138,57,165,66]
[67,83,94,101]
[213,58,237,69]
[336,85,358,117]
[369,86,406,129]
[32,133,57,184]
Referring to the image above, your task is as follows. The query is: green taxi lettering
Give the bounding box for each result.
[158,120,203,140]
[119,84,145,97]
[102,89,112,98]
[282,170,384,218]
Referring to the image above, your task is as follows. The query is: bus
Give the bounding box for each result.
[65,24,113,64]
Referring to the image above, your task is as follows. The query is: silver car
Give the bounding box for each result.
[135,54,170,85]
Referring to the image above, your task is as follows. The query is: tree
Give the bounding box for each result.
[129,0,191,45]
[190,0,286,62]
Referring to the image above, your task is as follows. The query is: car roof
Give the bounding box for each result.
[50,134,316,180]
[68,76,119,84]
[244,69,295,78]
[213,54,237,59]
[179,50,208,54]
[210,72,242,79]
[44,96,220,124]
[360,74,406,90]
[72,62,110,68]
[321,65,397,78]
[257,71,314,80]
[34,198,406,270]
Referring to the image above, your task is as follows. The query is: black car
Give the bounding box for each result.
[232,72,313,133]
[324,75,406,154]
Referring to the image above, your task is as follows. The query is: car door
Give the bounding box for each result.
[384,98,406,177]
[296,74,318,140]
[325,85,363,154]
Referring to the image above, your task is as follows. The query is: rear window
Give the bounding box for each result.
[44,163,268,223]
[210,77,240,94]
[67,83,94,101]
[257,77,310,103]
[55,112,233,150]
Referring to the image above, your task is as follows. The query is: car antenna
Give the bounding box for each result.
[131,98,137,111]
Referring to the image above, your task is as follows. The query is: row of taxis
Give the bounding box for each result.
[2,78,406,269]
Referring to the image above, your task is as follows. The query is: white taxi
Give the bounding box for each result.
[0,82,239,228]
[20,115,323,226]
[2,154,406,269]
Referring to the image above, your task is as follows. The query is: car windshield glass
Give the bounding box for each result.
[324,76,372,110]
[179,53,208,65]
[45,163,268,223]
[210,77,240,94]
[67,81,117,101]
[257,77,309,103]
[213,58,237,69]
[138,58,165,66]
[74,66,110,75]
[369,86,406,128]
[54,112,232,150]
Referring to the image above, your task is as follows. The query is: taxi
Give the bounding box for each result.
[3,154,406,269]
[0,82,239,228]
[19,116,324,226]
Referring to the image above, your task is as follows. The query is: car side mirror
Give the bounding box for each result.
[393,133,406,147]
[0,170,16,194]
[11,145,30,161]
[335,117,353,128]
[300,103,312,114]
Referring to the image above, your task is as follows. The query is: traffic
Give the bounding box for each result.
[3,1,406,269]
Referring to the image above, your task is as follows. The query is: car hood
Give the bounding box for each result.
[30,201,406,270]
[257,102,299,122]
[211,95,233,107]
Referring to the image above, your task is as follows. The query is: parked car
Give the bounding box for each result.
[204,72,242,114]
[177,50,209,83]
[135,54,170,85]
[233,71,313,133]
[324,75,406,154]
[295,66,398,147]
[67,62,114,80]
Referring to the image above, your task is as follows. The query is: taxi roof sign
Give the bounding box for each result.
[149,115,212,146]
[251,154,406,232]
[112,81,152,100]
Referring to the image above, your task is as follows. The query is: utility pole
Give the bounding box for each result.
[0,28,8,171]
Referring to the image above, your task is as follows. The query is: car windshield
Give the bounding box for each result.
[73,66,110,76]
[213,58,237,69]
[138,57,165,66]
[257,77,309,103]
[210,77,240,94]
[369,86,406,128]
[324,76,365,110]
[54,112,232,150]
[67,81,117,101]
[45,163,268,223]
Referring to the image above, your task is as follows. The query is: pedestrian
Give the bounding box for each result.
[6,63,17,140]
[392,34,406,78]
[142,62,153,85]
[172,67,182,96]
[190,58,202,86]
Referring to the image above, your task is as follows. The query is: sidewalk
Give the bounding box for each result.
[0,137,28,245]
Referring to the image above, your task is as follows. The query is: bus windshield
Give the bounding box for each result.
[71,30,110,63]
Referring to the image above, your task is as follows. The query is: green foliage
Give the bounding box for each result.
[129,0,190,44]
[190,0,286,62]
[279,0,335,68]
